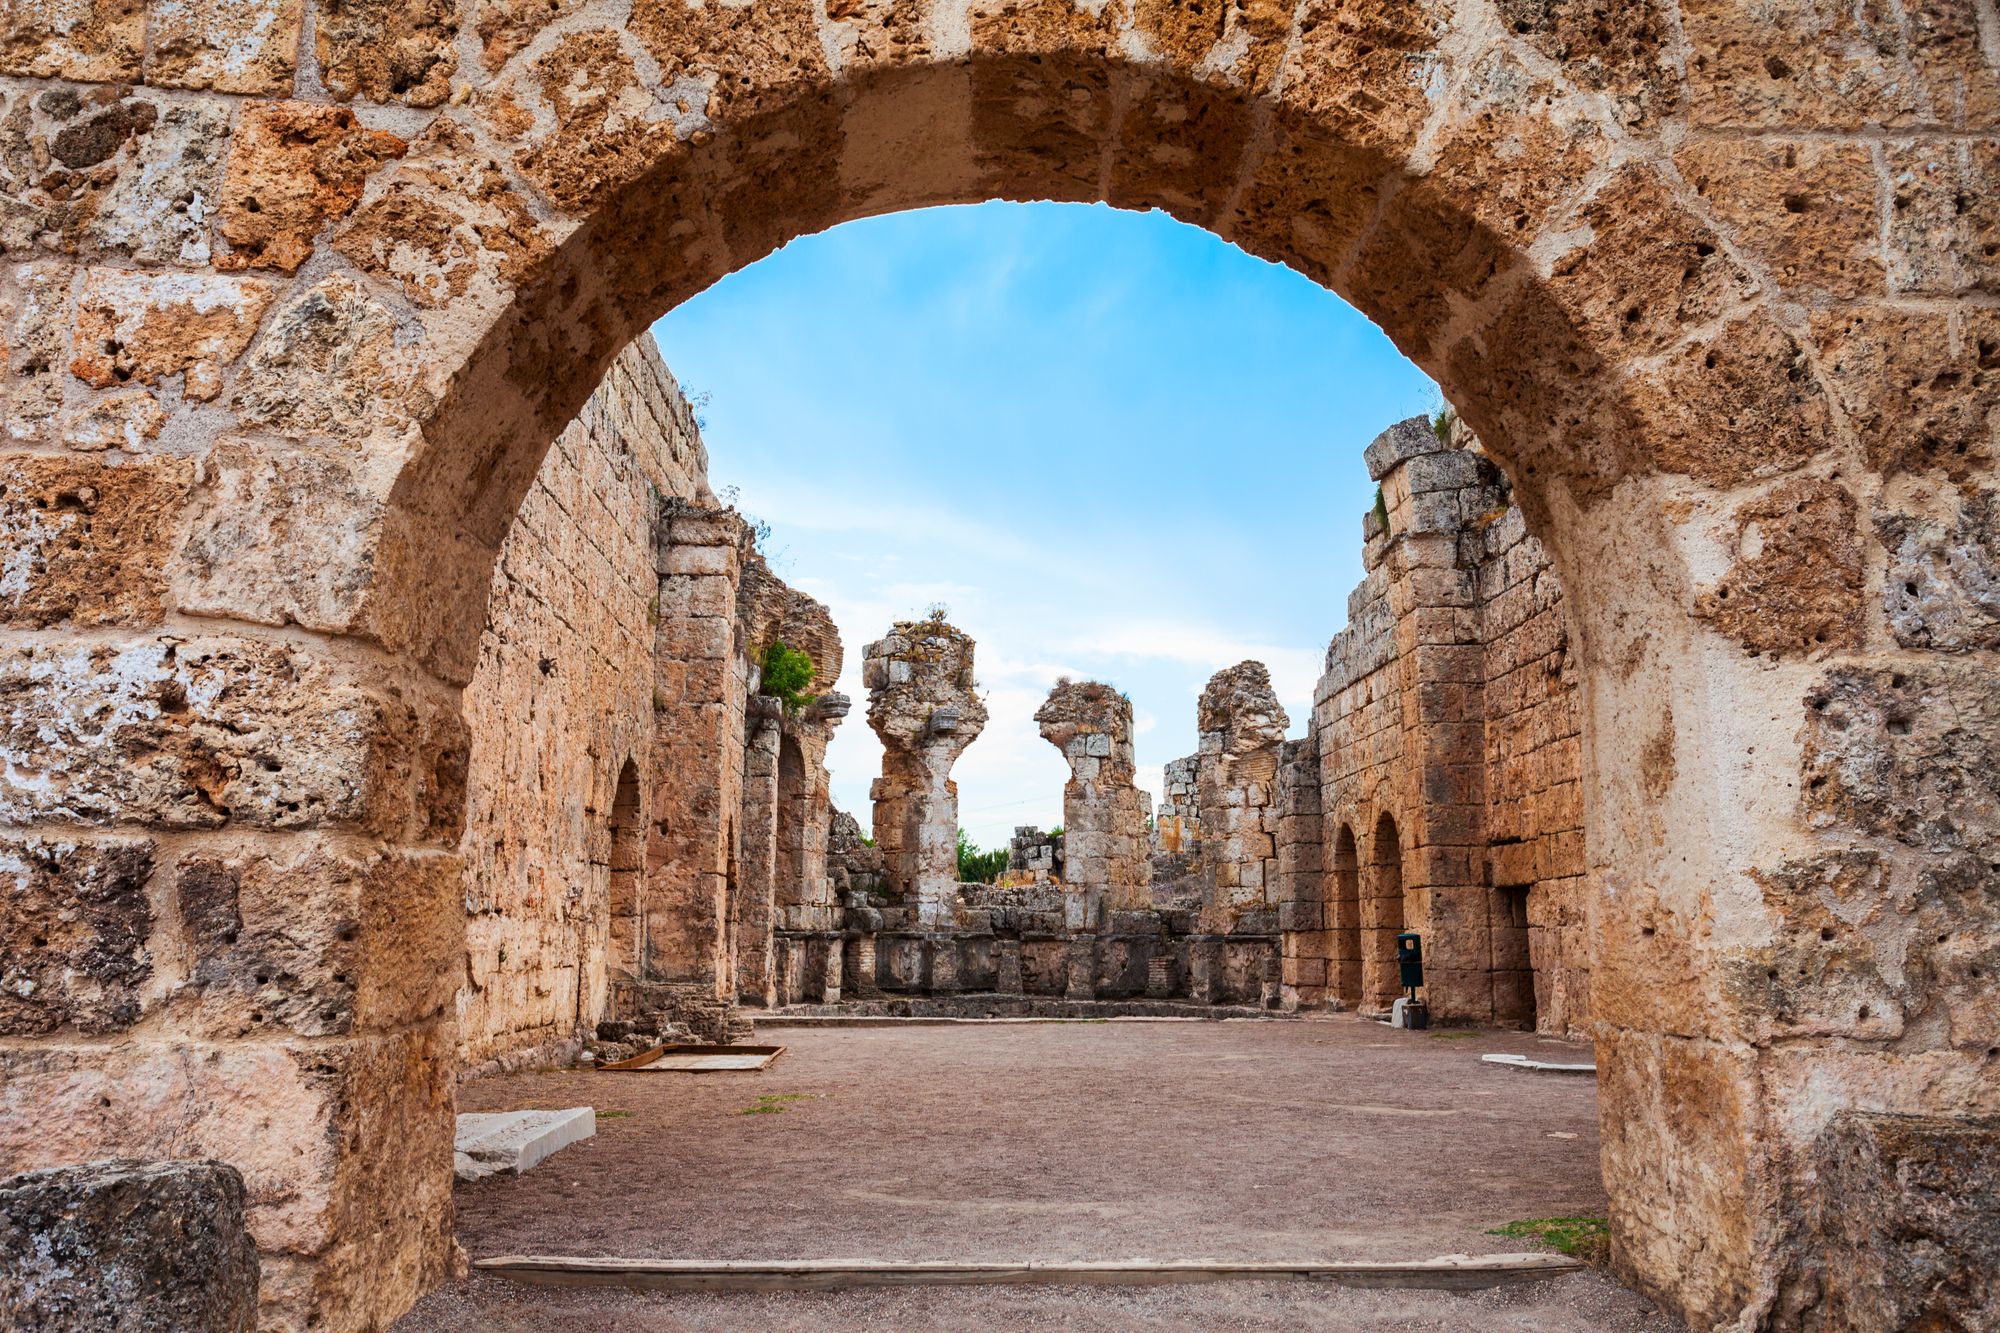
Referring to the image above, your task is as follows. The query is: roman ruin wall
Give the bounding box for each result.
[456,335,712,1074]
[1,0,1995,1325]
[1287,417,1587,1033]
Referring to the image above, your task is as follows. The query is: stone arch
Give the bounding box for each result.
[2,3,1993,1330]
[1363,810,1407,1011]
[605,758,646,985]
[1329,822,1362,1008]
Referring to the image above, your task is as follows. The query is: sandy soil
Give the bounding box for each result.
[399,1017,1681,1330]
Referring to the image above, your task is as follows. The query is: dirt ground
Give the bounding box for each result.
[398,1017,1682,1330]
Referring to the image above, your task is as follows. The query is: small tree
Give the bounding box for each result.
[758,640,817,713]
[956,829,1008,884]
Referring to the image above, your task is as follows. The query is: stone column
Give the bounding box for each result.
[1193,662,1290,933]
[864,617,988,926]
[776,693,850,932]
[1276,730,1328,1008]
[1036,680,1151,932]
[646,501,752,994]
[734,696,783,1006]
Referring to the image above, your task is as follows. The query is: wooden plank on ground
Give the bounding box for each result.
[473,1254,1585,1294]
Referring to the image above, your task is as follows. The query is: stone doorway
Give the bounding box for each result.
[1,3,1992,1329]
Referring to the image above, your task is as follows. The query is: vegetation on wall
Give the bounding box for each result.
[758,640,817,713]
[956,829,1008,884]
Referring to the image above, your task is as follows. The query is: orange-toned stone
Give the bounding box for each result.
[0,0,143,82]
[216,102,407,273]
[1675,137,1884,298]
[1629,314,1833,487]
[0,453,190,627]
[315,0,459,107]
[1693,478,1865,655]
[69,269,277,389]
[1810,306,1998,481]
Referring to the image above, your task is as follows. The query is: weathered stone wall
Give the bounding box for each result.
[3,1,1994,1327]
[1291,418,1586,1032]
[1036,679,1151,934]
[456,335,710,1073]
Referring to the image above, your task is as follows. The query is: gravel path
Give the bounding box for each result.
[399,1017,1681,1330]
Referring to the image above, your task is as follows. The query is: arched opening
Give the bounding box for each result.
[605,760,645,985]
[7,8,1985,1330]
[1363,811,1407,1012]
[1330,824,1362,1008]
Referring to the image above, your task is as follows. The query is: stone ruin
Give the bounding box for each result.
[862,616,988,927]
[3,2,1996,1321]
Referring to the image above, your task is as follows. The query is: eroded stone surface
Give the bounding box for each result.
[1693,478,1865,655]
[0,835,153,1036]
[0,1159,259,1332]
[0,454,190,627]
[866,615,987,925]
[146,0,305,94]
[216,103,406,273]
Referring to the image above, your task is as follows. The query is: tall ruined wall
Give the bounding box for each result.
[1297,416,1586,1033]
[455,336,711,1072]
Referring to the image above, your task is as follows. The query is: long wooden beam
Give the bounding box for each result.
[473,1254,1584,1293]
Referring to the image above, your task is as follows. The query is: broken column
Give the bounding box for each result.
[1036,680,1152,933]
[1194,662,1290,933]
[864,615,988,926]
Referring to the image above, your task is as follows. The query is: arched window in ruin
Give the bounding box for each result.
[1365,812,1406,1012]
[604,760,644,985]
[1331,825,1362,1008]
[775,734,808,910]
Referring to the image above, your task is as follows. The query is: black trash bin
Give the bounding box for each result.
[1396,931,1424,990]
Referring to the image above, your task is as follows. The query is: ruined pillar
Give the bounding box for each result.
[1193,662,1290,933]
[775,693,850,933]
[734,696,783,1006]
[864,617,987,926]
[646,500,753,996]
[1276,729,1328,1008]
[1035,680,1151,932]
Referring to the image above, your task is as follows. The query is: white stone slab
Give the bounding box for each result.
[1480,1053,1597,1075]
[454,1107,595,1182]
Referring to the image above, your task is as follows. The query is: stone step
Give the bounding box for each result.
[454,1108,596,1182]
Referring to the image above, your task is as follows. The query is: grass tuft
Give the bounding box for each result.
[737,1092,819,1116]
[1488,1216,1608,1261]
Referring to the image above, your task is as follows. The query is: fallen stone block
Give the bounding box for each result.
[454,1107,595,1182]
[0,1158,260,1332]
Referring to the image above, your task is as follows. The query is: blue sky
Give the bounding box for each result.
[653,201,1439,848]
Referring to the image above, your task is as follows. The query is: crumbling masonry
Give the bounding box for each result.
[1,2,1995,1327]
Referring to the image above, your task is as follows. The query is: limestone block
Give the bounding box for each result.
[1878,492,2000,651]
[173,843,464,1038]
[87,102,231,266]
[232,275,419,440]
[1801,663,1999,854]
[60,390,166,450]
[146,0,305,94]
[172,439,381,635]
[315,0,460,108]
[1809,306,1996,481]
[1363,416,1448,481]
[0,0,144,81]
[217,105,407,273]
[0,454,190,628]
[1674,137,1883,298]
[0,634,466,838]
[0,1159,260,1333]
[0,834,154,1036]
[1807,1112,2000,1329]
[70,268,277,390]
[453,1107,594,1181]
[1882,139,1999,296]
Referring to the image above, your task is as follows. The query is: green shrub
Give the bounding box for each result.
[956,829,1008,884]
[1488,1216,1608,1260]
[758,640,817,713]
[1432,406,1457,442]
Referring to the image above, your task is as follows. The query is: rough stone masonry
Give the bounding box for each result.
[0,0,1994,1329]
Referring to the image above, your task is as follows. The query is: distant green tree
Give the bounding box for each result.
[758,641,817,713]
[956,829,1008,884]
